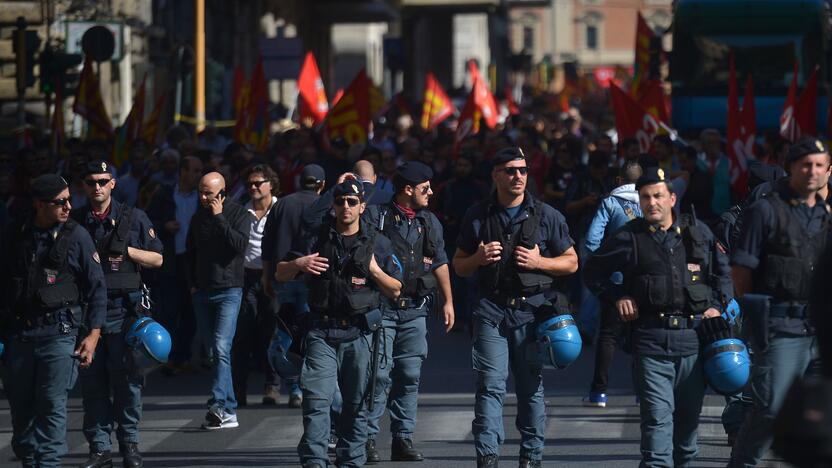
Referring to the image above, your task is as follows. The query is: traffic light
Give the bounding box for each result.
[39,46,83,95]
[12,17,41,91]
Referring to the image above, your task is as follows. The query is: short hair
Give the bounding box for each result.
[392,174,409,194]
[242,163,279,194]
[622,161,642,184]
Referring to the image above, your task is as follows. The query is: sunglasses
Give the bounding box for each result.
[415,185,432,194]
[334,197,361,207]
[502,167,529,176]
[47,198,70,207]
[84,178,112,188]
[247,180,269,188]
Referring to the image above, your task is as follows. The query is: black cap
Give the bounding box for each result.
[491,147,526,167]
[332,180,364,200]
[635,166,670,191]
[32,174,69,201]
[81,159,113,178]
[786,137,828,164]
[300,164,325,184]
[396,161,433,185]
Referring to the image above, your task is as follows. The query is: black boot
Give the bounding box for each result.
[391,437,423,461]
[477,454,498,468]
[78,451,113,468]
[120,443,143,468]
[366,438,381,464]
[518,457,541,468]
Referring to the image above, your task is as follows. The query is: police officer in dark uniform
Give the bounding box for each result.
[584,167,733,468]
[1,174,107,468]
[729,137,830,467]
[276,180,403,468]
[452,148,579,468]
[72,160,164,468]
[364,162,455,463]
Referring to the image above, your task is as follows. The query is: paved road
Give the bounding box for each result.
[0,319,791,467]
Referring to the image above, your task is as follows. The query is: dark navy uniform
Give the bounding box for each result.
[456,189,573,464]
[584,168,733,467]
[729,138,829,467]
[1,175,107,468]
[71,195,162,462]
[363,161,448,459]
[288,182,402,468]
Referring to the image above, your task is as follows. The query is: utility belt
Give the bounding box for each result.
[18,305,82,330]
[309,308,382,333]
[487,292,547,310]
[639,312,702,330]
[388,295,428,310]
[769,302,809,319]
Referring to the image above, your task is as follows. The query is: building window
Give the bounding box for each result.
[523,26,534,51]
[586,24,598,50]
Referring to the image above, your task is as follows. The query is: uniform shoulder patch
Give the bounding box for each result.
[149,228,156,238]
[92,251,101,263]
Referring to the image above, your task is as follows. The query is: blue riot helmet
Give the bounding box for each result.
[268,328,301,380]
[536,314,582,369]
[124,317,171,375]
[722,299,741,326]
[703,338,751,395]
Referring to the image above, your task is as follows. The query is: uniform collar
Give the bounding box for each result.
[776,179,826,207]
[488,190,535,216]
[88,198,120,224]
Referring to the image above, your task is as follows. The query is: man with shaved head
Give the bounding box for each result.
[186,171,251,430]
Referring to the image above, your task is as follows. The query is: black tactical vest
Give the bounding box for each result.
[95,205,142,296]
[307,223,381,317]
[377,205,438,299]
[756,193,829,303]
[9,220,81,317]
[478,197,553,296]
[628,215,714,317]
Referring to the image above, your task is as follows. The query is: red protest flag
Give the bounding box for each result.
[638,79,669,124]
[504,85,519,116]
[726,54,751,197]
[780,63,800,142]
[421,72,456,130]
[326,69,380,144]
[454,82,482,155]
[73,56,114,138]
[233,66,252,143]
[246,55,270,151]
[297,52,329,125]
[630,12,655,99]
[609,81,660,153]
[468,60,498,129]
[796,66,818,137]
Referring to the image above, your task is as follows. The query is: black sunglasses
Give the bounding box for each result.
[503,167,529,176]
[46,198,70,207]
[334,196,360,207]
[84,178,112,188]
[247,180,269,188]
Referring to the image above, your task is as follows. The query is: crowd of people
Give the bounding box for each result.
[0,99,829,468]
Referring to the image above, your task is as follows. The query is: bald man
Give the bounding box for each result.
[186,172,251,430]
[354,159,391,205]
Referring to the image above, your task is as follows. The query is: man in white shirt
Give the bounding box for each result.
[232,163,280,406]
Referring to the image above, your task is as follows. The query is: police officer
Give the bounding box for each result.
[276,180,403,468]
[452,147,578,468]
[729,137,830,467]
[364,161,455,463]
[584,167,733,467]
[1,174,107,467]
[72,160,163,468]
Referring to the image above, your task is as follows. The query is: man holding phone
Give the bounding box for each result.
[186,172,250,430]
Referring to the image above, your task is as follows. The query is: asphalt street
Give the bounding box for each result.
[0,318,790,467]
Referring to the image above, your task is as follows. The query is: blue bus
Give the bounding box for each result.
[670,0,829,133]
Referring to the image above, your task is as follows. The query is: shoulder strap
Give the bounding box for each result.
[518,200,544,248]
[47,219,78,267]
[108,205,135,255]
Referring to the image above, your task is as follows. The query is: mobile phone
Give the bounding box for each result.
[71,352,83,361]
[218,189,226,200]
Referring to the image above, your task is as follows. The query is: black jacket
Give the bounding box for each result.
[186,199,251,290]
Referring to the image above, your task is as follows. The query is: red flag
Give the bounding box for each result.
[609,81,661,152]
[73,56,114,137]
[297,52,329,125]
[468,60,498,129]
[246,55,270,151]
[726,54,751,197]
[796,66,818,137]
[454,82,482,154]
[780,63,800,142]
[421,72,456,130]
[504,86,519,116]
[51,86,65,157]
[326,69,384,144]
[638,79,669,124]
[630,12,655,99]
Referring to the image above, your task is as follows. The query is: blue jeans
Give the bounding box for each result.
[3,333,78,468]
[80,326,143,452]
[730,334,818,467]
[634,353,706,468]
[193,287,243,414]
[472,318,545,461]
[298,330,372,468]
[368,316,428,440]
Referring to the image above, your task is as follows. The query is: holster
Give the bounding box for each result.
[357,308,383,333]
[739,293,771,353]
